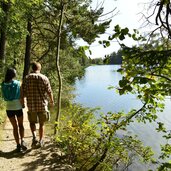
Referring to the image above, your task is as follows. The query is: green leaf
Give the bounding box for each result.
[121,27,129,35]
[119,79,129,87]
[114,24,121,33]
[82,46,89,50]
[105,41,110,47]
[119,34,125,40]
[125,85,132,92]
[107,85,114,90]
[139,77,149,84]
[119,88,125,95]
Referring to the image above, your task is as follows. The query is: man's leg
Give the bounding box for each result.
[38,122,45,147]
[39,122,44,141]
[30,123,36,139]
[37,111,47,147]
[28,111,38,147]
[30,123,38,148]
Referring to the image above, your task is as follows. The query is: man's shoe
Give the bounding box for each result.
[37,140,44,148]
[31,138,38,148]
[15,144,21,153]
[21,140,27,151]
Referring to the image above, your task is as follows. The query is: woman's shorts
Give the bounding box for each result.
[27,111,49,123]
[6,109,23,118]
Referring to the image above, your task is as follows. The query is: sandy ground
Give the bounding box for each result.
[0,108,73,171]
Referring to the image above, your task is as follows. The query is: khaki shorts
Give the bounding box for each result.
[27,111,49,123]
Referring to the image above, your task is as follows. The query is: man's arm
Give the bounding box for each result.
[48,91,54,106]
[45,77,54,106]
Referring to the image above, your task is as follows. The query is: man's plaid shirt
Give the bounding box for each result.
[22,73,52,112]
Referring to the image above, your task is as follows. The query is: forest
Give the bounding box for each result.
[1,0,171,170]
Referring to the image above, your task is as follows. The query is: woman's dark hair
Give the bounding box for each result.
[4,68,16,83]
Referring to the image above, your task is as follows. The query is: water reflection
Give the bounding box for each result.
[74,65,142,113]
[73,65,171,170]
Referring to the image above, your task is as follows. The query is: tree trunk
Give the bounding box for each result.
[0,1,10,66]
[88,148,108,171]
[54,1,65,135]
[23,19,32,79]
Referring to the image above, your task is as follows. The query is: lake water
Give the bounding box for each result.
[73,65,171,170]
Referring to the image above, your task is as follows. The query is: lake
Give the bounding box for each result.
[73,65,171,170]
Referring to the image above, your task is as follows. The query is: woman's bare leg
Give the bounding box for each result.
[8,116,20,145]
[17,115,24,141]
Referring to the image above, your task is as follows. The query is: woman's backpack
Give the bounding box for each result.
[1,80,20,101]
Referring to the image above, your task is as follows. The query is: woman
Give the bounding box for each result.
[1,68,27,152]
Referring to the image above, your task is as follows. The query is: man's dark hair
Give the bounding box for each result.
[31,62,41,71]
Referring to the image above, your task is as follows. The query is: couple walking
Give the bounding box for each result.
[1,62,54,152]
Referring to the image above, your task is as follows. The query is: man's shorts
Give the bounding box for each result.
[27,111,49,123]
[6,109,23,118]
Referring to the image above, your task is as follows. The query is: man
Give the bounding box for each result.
[22,62,54,148]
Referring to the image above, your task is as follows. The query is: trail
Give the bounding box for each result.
[0,108,73,171]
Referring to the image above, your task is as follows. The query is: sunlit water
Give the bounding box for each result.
[73,65,171,170]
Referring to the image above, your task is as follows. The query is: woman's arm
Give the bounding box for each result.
[20,82,25,108]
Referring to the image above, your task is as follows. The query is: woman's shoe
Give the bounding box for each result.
[15,144,21,152]
[21,140,27,151]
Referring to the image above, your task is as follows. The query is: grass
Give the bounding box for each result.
[0,100,7,141]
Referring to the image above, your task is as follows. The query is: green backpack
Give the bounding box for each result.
[1,80,20,101]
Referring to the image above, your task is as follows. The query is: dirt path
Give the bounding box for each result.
[0,108,73,171]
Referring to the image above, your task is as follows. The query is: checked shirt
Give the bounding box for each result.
[22,73,52,112]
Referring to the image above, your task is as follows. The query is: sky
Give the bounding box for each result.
[79,0,153,59]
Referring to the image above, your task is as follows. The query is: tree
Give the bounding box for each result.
[21,1,44,78]
[1,0,168,170]
[91,57,104,64]
[102,0,171,169]
[0,0,10,66]
[36,0,114,134]
[152,0,171,38]
[103,49,122,64]
[54,0,64,135]
[23,18,32,78]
